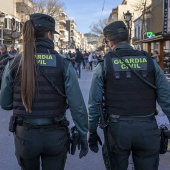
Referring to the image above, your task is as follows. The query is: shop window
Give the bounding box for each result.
[138,26,140,39]
[135,27,137,37]
[154,43,158,50]
[4,18,7,29]
[8,19,11,30]
[16,21,20,31]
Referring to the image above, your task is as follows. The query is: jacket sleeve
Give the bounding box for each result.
[63,59,88,140]
[0,62,13,110]
[154,60,170,121]
[88,63,104,133]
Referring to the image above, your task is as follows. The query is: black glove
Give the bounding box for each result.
[88,131,102,153]
[78,140,88,159]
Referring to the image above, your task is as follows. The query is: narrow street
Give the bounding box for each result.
[0,68,170,170]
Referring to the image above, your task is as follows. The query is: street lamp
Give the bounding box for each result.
[123,10,133,43]
[0,13,5,45]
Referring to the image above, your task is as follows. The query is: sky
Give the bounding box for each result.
[63,0,123,34]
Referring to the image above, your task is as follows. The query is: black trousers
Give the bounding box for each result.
[89,62,93,71]
[102,120,160,170]
[14,125,68,170]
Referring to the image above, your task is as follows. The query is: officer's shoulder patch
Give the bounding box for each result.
[36,53,56,67]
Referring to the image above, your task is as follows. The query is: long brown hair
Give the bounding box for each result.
[21,20,36,113]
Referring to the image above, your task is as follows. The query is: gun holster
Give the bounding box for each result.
[8,115,17,133]
[159,125,169,154]
[70,126,80,155]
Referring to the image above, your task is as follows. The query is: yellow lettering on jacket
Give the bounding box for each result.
[114,57,146,69]
[37,60,46,65]
[36,55,53,60]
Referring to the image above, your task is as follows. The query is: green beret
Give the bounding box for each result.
[30,13,59,34]
[103,20,128,37]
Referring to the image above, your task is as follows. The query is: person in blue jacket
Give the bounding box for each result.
[88,20,170,170]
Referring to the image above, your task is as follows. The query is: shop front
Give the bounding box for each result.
[142,34,170,73]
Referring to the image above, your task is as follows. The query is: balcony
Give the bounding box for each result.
[59,17,66,23]
[60,34,65,40]
[71,29,76,33]
[70,33,74,37]
[59,25,66,31]
[71,21,76,28]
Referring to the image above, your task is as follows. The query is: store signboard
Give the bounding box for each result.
[163,0,168,34]
[146,32,155,38]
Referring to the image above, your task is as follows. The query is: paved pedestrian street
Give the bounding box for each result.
[0,69,170,170]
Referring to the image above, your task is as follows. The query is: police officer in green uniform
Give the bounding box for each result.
[88,21,170,170]
[0,13,88,170]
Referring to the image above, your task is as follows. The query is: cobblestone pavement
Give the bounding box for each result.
[0,68,170,170]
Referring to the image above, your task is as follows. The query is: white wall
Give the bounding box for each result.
[0,0,15,16]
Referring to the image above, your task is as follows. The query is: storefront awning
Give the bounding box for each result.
[135,34,170,44]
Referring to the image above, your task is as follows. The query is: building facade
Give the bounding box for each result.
[0,0,34,48]
[133,4,152,50]
[66,20,77,49]
[0,0,89,52]
[108,0,152,44]
[84,33,100,51]
[141,0,170,70]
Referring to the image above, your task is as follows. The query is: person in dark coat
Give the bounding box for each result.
[68,50,75,67]
[8,44,19,57]
[0,44,13,84]
[74,48,83,78]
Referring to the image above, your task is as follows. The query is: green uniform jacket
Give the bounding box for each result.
[0,58,88,140]
[88,44,170,133]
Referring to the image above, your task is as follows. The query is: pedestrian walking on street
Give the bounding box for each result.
[8,44,19,58]
[0,44,14,85]
[0,13,88,170]
[88,52,93,71]
[74,48,84,78]
[84,51,89,69]
[88,20,170,170]
[68,50,75,67]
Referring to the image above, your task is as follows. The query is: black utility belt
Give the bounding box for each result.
[15,116,69,126]
[109,114,155,122]
[9,115,69,133]
[21,122,62,129]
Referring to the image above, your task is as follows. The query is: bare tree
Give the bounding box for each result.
[90,18,108,36]
[32,0,65,18]
[16,0,34,16]
[17,0,65,19]
[15,0,65,45]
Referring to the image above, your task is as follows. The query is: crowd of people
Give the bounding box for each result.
[0,44,18,84]
[58,49,105,79]
[0,43,104,84]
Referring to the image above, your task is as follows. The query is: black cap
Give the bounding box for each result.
[30,13,59,34]
[103,20,128,37]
